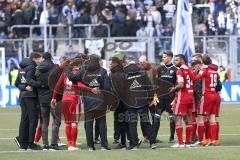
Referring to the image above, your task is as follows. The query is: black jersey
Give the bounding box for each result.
[156,63,177,99]
[157,64,177,85]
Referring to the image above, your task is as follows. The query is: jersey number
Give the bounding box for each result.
[210,74,217,87]
[186,75,193,88]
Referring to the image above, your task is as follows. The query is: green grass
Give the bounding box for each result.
[0,104,239,160]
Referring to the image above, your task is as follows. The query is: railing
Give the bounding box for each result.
[1,36,239,81]
[10,24,111,43]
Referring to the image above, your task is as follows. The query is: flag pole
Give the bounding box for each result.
[43,0,47,52]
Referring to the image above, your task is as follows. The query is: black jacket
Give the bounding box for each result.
[110,64,126,112]
[123,63,154,108]
[110,64,125,98]
[66,60,115,111]
[81,60,111,111]
[15,58,41,98]
[35,59,55,105]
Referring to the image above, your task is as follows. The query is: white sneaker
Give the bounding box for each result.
[101,147,111,151]
[68,146,80,151]
[58,142,67,147]
[171,143,185,148]
[130,146,138,151]
[191,141,202,147]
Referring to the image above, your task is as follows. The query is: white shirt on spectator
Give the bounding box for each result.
[144,0,153,6]
[40,10,49,25]
[163,3,176,18]
[151,10,161,24]
[123,0,135,6]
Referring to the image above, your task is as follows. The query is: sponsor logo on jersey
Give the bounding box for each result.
[89,78,100,87]
[161,75,173,78]
[87,74,101,77]
[130,79,141,89]
[20,71,26,84]
[127,74,141,79]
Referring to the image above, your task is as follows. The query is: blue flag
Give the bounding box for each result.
[171,0,195,63]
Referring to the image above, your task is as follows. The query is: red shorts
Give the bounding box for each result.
[61,98,81,123]
[198,93,219,116]
[173,102,193,116]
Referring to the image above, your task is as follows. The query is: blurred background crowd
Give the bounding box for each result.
[0,0,240,39]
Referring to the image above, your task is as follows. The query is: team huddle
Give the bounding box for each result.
[14,51,222,151]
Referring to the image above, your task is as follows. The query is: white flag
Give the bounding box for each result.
[171,0,195,62]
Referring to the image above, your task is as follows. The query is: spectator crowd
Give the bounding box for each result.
[0,0,240,40]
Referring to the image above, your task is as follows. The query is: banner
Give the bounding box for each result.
[220,82,240,103]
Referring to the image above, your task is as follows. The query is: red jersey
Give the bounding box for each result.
[175,65,194,104]
[191,65,220,94]
[52,69,93,101]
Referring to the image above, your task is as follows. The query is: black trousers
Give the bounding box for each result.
[127,106,154,147]
[113,111,120,141]
[19,97,39,148]
[151,98,175,141]
[85,110,108,148]
[94,120,100,141]
[114,102,128,145]
[140,106,152,139]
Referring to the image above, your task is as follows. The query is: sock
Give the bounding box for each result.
[216,121,219,140]
[197,123,205,142]
[204,121,210,140]
[71,123,78,147]
[210,122,217,142]
[176,124,183,144]
[191,115,197,141]
[186,124,193,144]
[65,123,71,146]
[34,127,42,143]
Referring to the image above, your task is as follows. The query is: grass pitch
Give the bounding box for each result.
[0,104,239,160]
